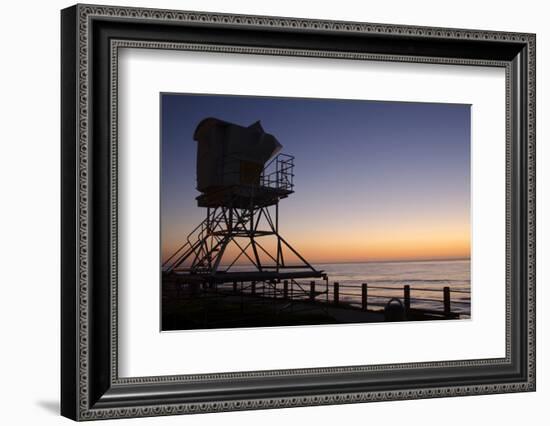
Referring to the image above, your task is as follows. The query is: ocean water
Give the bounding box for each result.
[312,259,471,315]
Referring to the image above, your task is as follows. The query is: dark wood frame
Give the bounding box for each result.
[61,4,536,421]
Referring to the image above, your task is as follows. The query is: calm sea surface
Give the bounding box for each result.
[312,259,471,315]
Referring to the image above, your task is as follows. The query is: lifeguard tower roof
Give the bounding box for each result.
[193,117,292,208]
[194,117,282,193]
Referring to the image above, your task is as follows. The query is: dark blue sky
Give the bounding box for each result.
[161,93,471,262]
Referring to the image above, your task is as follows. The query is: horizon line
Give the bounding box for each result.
[165,256,472,268]
[308,257,470,266]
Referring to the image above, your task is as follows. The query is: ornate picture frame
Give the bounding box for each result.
[61,4,535,421]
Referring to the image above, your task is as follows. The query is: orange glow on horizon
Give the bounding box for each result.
[162,223,470,265]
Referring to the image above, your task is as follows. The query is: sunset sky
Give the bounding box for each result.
[161,93,470,264]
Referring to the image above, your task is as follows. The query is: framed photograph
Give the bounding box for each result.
[61,4,536,421]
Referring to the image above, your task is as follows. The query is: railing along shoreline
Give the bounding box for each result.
[167,278,471,318]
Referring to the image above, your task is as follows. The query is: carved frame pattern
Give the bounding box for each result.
[61,4,536,421]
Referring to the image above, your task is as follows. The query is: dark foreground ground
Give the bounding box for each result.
[161,289,452,331]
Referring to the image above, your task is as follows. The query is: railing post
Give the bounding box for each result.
[251,281,256,296]
[276,156,280,189]
[310,281,315,302]
[325,275,329,304]
[240,281,244,312]
[362,283,368,311]
[283,280,289,299]
[334,282,340,305]
[443,286,451,317]
[404,285,411,311]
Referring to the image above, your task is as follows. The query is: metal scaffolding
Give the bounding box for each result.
[163,154,324,284]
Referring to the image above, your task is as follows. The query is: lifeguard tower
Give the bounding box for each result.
[162,117,325,289]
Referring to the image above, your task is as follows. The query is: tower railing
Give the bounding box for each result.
[261,154,294,191]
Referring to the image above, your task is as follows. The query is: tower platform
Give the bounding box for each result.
[196,184,293,209]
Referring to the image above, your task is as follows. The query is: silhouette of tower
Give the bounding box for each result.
[162,117,324,287]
